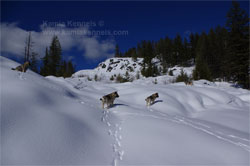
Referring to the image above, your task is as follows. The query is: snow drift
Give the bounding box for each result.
[1,56,249,165]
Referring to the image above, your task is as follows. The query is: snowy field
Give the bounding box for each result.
[1,56,250,165]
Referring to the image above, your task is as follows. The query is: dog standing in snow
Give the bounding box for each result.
[11,61,30,72]
[145,93,159,106]
[100,91,119,109]
[185,80,193,86]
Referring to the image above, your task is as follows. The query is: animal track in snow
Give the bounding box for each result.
[18,72,26,80]
[107,122,111,127]
[117,105,250,152]
[154,109,250,152]
[101,109,125,166]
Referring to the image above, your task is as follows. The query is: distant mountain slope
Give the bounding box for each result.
[73,57,194,83]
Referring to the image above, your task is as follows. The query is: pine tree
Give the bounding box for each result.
[226,1,249,88]
[115,44,121,57]
[140,40,155,77]
[49,36,62,76]
[173,34,184,66]
[163,37,173,66]
[183,37,191,66]
[67,61,75,77]
[193,34,212,81]
[207,28,218,77]
[189,32,199,63]
[155,38,165,61]
[176,69,189,83]
[193,53,212,81]
[57,60,75,78]
[207,26,228,79]
[60,60,67,78]
[40,47,50,76]
[214,26,228,80]
[162,61,168,74]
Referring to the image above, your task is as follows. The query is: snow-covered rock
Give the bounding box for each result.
[73,58,144,82]
[72,57,194,83]
[1,56,249,165]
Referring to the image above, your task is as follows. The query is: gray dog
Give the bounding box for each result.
[145,93,159,106]
[100,91,119,109]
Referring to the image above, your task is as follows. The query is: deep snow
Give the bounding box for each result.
[1,56,249,165]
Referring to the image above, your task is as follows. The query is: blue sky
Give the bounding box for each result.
[1,1,249,71]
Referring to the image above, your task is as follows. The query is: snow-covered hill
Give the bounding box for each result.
[1,56,250,165]
[72,57,194,83]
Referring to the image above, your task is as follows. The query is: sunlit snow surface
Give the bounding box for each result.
[1,56,249,165]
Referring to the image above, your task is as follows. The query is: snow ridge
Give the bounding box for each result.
[1,56,249,165]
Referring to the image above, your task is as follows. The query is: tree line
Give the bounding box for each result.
[23,35,75,78]
[115,1,249,89]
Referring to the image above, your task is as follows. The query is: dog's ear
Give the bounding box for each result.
[116,91,119,97]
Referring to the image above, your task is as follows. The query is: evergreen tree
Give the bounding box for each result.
[60,60,67,78]
[226,1,249,88]
[163,37,173,66]
[40,47,50,76]
[162,61,168,74]
[207,28,218,77]
[140,40,155,77]
[189,32,199,63]
[67,61,75,77]
[58,60,75,78]
[176,69,189,83]
[115,44,121,57]
[155,38,165,61]
[124,47,137,58]
[214,26,228,79]
[173,34,184,66]
[207,26,228,79]
[193,34,212,81]
[49,36,62,76]
[183,37,191,66]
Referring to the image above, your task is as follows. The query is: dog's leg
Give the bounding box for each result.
[102,101,104,109]
[111,100,114,107]
[109,100,113,108]
[152,99,155,105]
